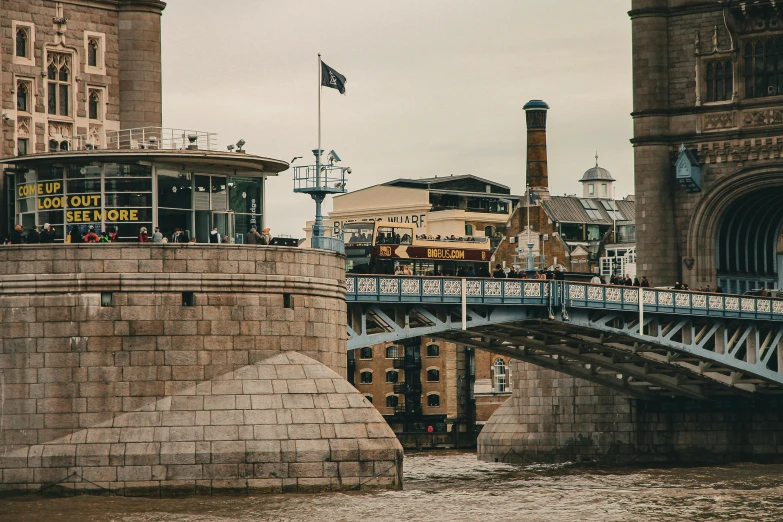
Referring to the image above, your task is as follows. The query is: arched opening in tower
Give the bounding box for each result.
[716,187,783,294]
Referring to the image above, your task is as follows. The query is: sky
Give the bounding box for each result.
[161,0,633,237]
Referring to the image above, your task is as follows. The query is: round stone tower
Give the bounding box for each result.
[118,0,166,129]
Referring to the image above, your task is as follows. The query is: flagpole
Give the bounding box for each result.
[312,53,324,244]
[317,53,321,175]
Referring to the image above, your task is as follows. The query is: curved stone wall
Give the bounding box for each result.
[0,245,403,495]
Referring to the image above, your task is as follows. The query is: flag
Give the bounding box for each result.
[321,60,347,94]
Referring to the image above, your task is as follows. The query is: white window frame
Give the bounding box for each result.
[13,21,35,67]
[84,31,106,75]
[588,184,595,195]
[493,358,507,393]
[87,86,106,121]
[385,345,400,359]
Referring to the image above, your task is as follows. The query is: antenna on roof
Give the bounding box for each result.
[595,151,599,167]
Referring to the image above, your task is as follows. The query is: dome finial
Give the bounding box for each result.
[595,151,599,167]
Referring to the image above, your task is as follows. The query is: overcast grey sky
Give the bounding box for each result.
[161,0,633,237]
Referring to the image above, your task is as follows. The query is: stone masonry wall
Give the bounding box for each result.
[0,244,403,495]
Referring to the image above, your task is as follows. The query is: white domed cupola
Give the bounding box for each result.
[580,153,615,198]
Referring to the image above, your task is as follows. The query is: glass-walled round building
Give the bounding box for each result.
[2,145,288,242]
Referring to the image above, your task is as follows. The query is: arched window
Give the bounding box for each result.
[359,347,373,359]
[16,82,28,112]
[360,370,372,384]
[426,344,440,357]
[706,59,733,102]
[16,28,28,58]
[365,395,373,404]
[385,345,399,359]
[59,141,69,151]
[49,140,59,152]
[47,53,71,116]
[493,358,507,392]
[386,395,399,408]
[427,394,440,407]
[426,368,440,382]
[89,90,100,120]
[385,370,399,383]
[87,38,99,67]
[744,38,783,98]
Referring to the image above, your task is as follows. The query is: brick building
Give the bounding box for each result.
[493,101,636,278]
[631,0,783,292]
[347,338,514,447]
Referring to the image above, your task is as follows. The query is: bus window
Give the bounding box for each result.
[377,226,413,245]
[343,222,375,245]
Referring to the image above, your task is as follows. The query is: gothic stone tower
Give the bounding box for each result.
[631,0,783,292]
[1,0,165,160]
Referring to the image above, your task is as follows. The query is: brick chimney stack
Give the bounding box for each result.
[523,100,550,197]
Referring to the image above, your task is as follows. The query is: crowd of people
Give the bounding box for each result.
[4,224,273,246]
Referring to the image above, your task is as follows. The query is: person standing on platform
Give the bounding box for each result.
[261,227,272,245]
[9,224,24,244]
[84,226,99,243]
[247,226,263,245]
[139,227,150,243]
[209,227,221,243]
[26,226,40,244]
[40,224,54,244]
[493,264,507,278]
[151,227,163,243]
[641,276,650,287]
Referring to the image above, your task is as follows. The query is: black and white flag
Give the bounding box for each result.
[321,60,347,94]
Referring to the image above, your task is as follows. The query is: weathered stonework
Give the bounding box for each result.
[478,361,783,464]
[0,245,403,495]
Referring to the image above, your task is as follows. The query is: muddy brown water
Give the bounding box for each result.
[4,451,783,521]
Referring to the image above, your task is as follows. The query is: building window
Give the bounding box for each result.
[385,370,399,383]
[744,39,783,98]
[484,225,493,237]
[386,395,399,408]
[88,90,101,120]
[386,345,399,359]
[426,344,440,357]
[16,81,29,112]
[588,184,594,195]
[17,138,29,157]
[427,394,440,407]
[359,347,373,359]
[47,53,72,117]
[16,27,28,58]
[87,38,99,68]
[493,358,507,392]
[465,223,473,236]
[706,60,733,102]
[426,368,440,382]
[365,395,373,404]
[602,184,607,196]
[360,371,372,384]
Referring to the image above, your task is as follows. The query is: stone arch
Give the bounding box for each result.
[686,165,783,289]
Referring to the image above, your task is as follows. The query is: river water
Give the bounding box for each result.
[5,451,783,521]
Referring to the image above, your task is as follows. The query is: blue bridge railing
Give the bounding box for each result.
[345,276,783,321]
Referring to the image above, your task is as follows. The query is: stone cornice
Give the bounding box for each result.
[628,2,723,19]
[57,0,166,12]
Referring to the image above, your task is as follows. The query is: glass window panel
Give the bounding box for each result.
[16,29,27,58]
[234,213,261,238]
[706,62,714,102]
[89,93,99,120]
[103,208,152,222]
[103,193,153,207]
[66,164,101,179]
[17,138,28,156]
[158,209,193,242]
[17,198,35,213]
[427,394,440,407]
[228,178,262,215]
[103,178,152,192]
[48,83,57,114]
[195,175,210,193]
[88,41,98,67]
[48,65,57,81]
[67,179,102,193]
[104,163,152,177]
[59,84,69,116]
[37,210,64,226]
[59,66,69,82]
[17,83,28,112]
[157,170,192,209]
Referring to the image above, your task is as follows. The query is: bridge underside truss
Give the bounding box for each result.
[347,303,783,399]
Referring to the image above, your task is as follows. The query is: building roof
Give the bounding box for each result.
[579,155,616,183]
[383,174,511,195]
[540,196,634,225]
[523,100,550,110]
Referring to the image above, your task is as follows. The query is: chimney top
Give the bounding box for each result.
[523,99,550,111]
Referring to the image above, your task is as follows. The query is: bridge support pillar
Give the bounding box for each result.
[478,360,783,465]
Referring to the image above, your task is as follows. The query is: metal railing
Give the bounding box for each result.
[71,127,220,152]
[293,164,348,194]
[345,275,783,321]
[312,235,345,255]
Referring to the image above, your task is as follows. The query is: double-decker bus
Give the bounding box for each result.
[342,221,491,276]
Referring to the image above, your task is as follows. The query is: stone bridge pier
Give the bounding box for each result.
[0,245,402,496]
[478,361,783,465]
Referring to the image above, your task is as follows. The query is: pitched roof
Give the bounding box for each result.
[540,196,634,225]
[383,174,510,194]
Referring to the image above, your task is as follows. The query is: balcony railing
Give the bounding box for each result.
[393,355,422,370]
[393,382,422,394]
[70,127,220,152]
